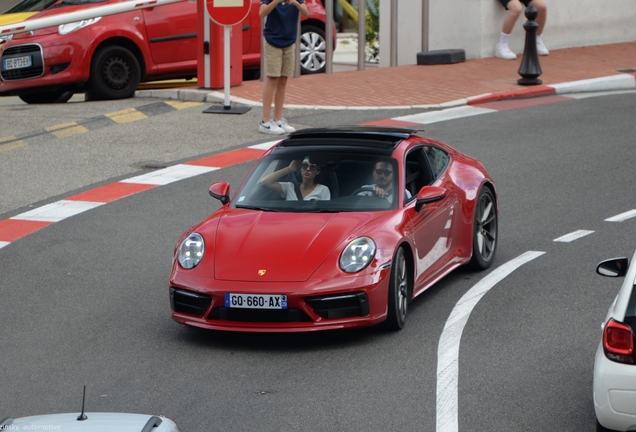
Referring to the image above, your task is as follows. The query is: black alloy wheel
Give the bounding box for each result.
[469,187,498,270]
[385,247,409,330]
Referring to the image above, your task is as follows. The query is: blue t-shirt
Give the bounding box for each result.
[260,0,306,48]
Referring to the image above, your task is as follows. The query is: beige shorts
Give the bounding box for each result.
[264,41,296,78]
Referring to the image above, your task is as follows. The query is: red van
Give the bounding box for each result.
[0,0,333,103]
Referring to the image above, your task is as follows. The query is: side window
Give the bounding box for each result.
[424,146,450,180]
[404,148,433,200]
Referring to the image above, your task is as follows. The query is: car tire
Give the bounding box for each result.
[299,25,326,75]
[469,187,498,270]
[19,90,74,104]
[385,247,409,330]
[89,46,141,100]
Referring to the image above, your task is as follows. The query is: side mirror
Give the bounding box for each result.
[415,186,446,212]
[596,257,629,277]
[209,182,230,205]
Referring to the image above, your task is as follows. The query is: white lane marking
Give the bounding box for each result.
[566,89,636,100]
[11,200,104,223]
[121,164,217,185]
[436,251,545,432]
[553,230,594,242]
[605,209,636,222]
[393,106,496,125]
[0,241,9,249]
[250,140,281,151]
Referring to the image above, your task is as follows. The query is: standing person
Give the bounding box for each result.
[259,0,310,135]
[495,0,548,60]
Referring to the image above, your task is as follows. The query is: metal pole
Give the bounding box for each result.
[421,0,429,52]
[357,0,366,70]
[204,12,211,89]
[294,14,301,78]
[390,0,398,67]
[223,25,231,108]
[325,0,333,74]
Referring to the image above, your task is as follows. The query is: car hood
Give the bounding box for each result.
[210,209,381,282]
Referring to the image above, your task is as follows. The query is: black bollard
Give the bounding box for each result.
[517,6,542,85]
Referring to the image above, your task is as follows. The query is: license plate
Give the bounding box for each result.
[224,293,288,309]
[3,55,32,70]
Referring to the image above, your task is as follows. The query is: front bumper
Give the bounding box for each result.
[169,268,391,332]
[593,343,636,431]
[0,39,86,95]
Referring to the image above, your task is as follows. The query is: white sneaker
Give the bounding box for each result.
[259,120,284,135]
[495,44,517,60]
[536,40,549,56]
[277,118,296,133]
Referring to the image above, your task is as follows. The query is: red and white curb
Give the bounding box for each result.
[0,143,278,249]
[141,73,636,111]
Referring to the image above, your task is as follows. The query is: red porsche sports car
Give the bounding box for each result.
[169,126,498,332]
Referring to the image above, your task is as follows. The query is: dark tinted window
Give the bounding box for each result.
[424,145,450,179]
[6,0,58,13]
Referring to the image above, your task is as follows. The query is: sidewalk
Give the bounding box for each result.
[137,41,636,109]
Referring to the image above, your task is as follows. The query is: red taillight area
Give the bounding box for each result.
[603,318,635,364]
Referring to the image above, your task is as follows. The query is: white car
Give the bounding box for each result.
[0,412,180,431]
[594,249,636,432]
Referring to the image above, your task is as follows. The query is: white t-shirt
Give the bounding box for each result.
[279,182,331,201]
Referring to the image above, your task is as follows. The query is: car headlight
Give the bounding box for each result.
[0,35,12,45]
[339,237,376,273]
[58,17,101,35]
[177,233,205,269]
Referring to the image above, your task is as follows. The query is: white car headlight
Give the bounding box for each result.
[58,17,101,35]
[178,233,205,269]
[0,35,12,45]
[340,237,376,273]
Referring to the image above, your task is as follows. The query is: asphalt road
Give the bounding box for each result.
[1,91,635,431]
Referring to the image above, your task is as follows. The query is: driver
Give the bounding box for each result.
[260,156,331,201]
[357,160,411,203]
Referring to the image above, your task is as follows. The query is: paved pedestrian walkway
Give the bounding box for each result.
[139,42,636,108]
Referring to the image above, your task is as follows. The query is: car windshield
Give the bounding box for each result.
[5,0,58,13]
[233,150,399,213]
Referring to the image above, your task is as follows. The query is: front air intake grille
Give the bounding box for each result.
[208,307,312,323]
[306,292,370,319]
[170,287,212,316]
[1,44,44,81]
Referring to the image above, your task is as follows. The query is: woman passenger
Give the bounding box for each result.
[260,156,331,200]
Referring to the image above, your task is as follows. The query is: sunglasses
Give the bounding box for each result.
[301,163,318,171]
[374,168,393,176]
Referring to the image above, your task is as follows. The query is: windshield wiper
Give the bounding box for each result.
[235,205,281,212]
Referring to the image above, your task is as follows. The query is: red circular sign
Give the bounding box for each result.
[206,0,252,26]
